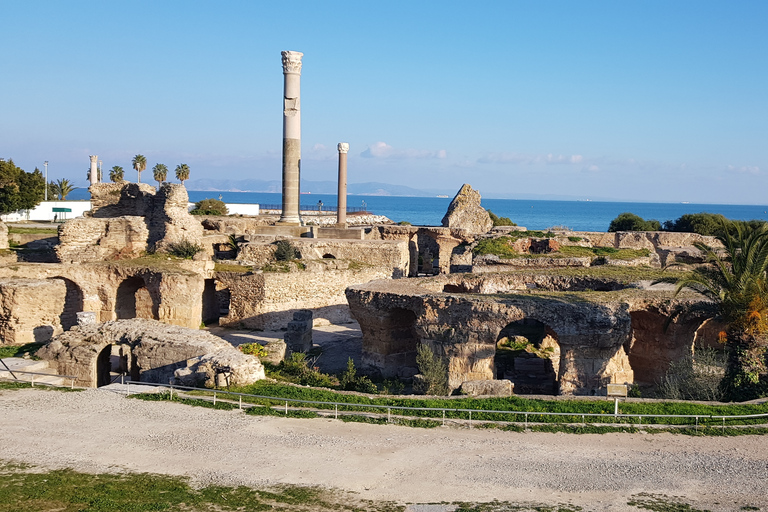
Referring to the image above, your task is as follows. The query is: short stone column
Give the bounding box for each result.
[284,309,313,353]
[337,142,349,226]
[89,155,99,185]
[278,50,303,225]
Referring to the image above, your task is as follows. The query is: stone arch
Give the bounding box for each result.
[202,279,219,325]
[361,307,420,378]
[96,343,136,387]
[115,276,157,320]
[495,318,560,395]
[322,253,336,259]
[49,277,84,330]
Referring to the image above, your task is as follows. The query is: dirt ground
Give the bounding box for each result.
[1,388,767,511]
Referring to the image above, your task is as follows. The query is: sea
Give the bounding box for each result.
[68,189,768,232]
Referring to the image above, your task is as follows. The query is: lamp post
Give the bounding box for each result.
[44,161,48,201]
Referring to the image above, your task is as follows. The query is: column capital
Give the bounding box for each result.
[89,155,98,162]
[281,51,304,74]
[337,142,349,154]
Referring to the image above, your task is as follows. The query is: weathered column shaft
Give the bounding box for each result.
[278,50,303,225]
[337,143,349,226]
[89,155,99,185]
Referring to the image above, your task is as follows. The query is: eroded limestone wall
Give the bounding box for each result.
[218,265,392,330]
[0,221,8,250]
[0,278,65,345]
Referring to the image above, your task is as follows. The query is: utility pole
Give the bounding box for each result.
[44,161,48,201]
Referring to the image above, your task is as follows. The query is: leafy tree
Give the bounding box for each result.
[663,212,766,238]
[659,221,768,400]
[152,163,168,187]
[132,154,147,184]
[608,212,661,232]
[51,179,78,200]
[190,198,228,216]
[0,159,45,214]
[174,163,190,184]
[109,166,125,183]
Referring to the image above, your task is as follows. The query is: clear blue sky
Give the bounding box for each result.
[2,0,767,204]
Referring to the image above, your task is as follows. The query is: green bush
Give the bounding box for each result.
[488,210,516,227]
[607,212,661,232]
[190,198,228,216]
[273,353,337,388]
[662,212,767,238]
[472,236,517,258]
[167,239,203,259]
[274,240,300,261]
[397,221,412,226]
[654,346,726,401]
[414,344,449,395]
[339,358,379,394]
[238,342,268,358]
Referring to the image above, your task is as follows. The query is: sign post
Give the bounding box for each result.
[607,383,628,416]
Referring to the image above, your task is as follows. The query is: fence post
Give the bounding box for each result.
[525,413,528,430]
[387,408,391,423]
[695,416,698,431]
[442,410,445,426]
[239,396,242,410]
[335,404,338,419]
[285,401,288,415]
[469,410,472,429]
[722,417,725,433]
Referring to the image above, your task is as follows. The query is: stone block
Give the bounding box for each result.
[0,278,65,345]
[76,311,97,326]
[459,379,514,397]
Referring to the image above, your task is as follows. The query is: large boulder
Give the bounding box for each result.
[38,319,265,388]
[441,184,492,234]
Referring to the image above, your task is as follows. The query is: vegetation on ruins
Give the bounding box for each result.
[0,159,45,214]
[655,345,726,401]
[237,342,268,357]
[175,163,191,184]
[152,163,168,186]
[660,221,768,400]
[339,357,378,394]
[274,239,300,261]
[109,165,124,182]
[190,198,228,216]
[132,154,147,183]
[608,212,662,232]
[50,178,77,200]
[414,344,449,395]
[166,239,203,259]
[472,236,650,261]
[488,209,517,226]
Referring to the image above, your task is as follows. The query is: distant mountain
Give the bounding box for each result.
[186,179,434,197]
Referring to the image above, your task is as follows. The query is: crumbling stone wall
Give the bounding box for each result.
[217,264,391,330]
[0,263,205,330]
[59,183,203,262]
[0,278,65,345]
[0,221,8,250]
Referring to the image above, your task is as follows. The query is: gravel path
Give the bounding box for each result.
[1,387,767,511]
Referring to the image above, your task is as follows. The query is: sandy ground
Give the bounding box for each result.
[1,386,767,512]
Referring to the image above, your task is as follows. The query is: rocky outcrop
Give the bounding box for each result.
[441,184,492,234]
[0,278,65,345]
[148,184,204,252]
[38,319,265,388]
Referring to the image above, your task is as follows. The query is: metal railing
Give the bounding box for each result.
[0,369,77,389]
[122,381,768,432]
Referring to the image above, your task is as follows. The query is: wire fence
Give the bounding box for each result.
[121,381,768,432]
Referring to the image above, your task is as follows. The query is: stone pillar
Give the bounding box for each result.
[337,142,349,226]
[278,50,303,225]
[89,155,99,185]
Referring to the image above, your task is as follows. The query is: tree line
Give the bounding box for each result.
[108,154,190,187]
[608,211,767,236]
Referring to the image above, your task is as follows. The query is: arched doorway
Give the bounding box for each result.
[96,344,135,387]
[496,318,560,394]
[115,276,156,320]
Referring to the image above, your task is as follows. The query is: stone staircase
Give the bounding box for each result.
[0,357,70,387]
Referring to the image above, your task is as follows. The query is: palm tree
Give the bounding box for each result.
[152,163,168,187]
[175,163,190,185]
[662,221,768,400]
[109,166,124,183]
[132,154,147,184]
[52,178,78,200]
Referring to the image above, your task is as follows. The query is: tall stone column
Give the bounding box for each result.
[89,155,99,185]
[278,50,303,225]
[337,143,349,226]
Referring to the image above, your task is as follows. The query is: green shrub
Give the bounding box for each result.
[274,353,338,388]
[567,236,582,242]
[167,239,203,259]
[274,240,300,261]
[472,236,517,258]
[414,344,449,395]
[238,343,268,358]
[190,198,228,216]
[607,212,661,232]
[662,212,767,238]
[397,221,412,226]
[339,358,379,394]
[488,210,516,227]
[654,346,726,401]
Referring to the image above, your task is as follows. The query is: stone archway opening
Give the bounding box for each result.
[627,310,678,386]
[495,318,560,395]
[202,279,219,325]
[115,276,155,320]
[49,277,84,330]
[96,343,136,387]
